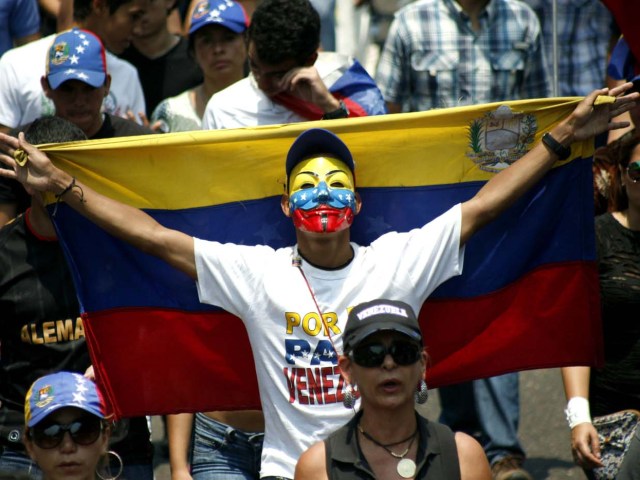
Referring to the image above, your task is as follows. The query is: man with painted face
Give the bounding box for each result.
[0,83,636,479]
[286,135,358,234]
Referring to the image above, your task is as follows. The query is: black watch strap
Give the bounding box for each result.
[322,100,349,120]
[542,132,571,160]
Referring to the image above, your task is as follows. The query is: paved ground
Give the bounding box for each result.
[149,368,586,479]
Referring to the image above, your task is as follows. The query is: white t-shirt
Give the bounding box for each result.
[0,34,146,129]
[194,204,464,478]
[202,52,360,130]
[151,89,201,133]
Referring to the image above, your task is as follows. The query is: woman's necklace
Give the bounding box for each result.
[358,424,419,478]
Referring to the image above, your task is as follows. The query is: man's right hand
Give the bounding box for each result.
[0,132,67,195]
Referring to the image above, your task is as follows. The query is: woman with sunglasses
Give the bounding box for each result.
[23,371,118,480]
[561,133,640,479]
[295,299,491,480]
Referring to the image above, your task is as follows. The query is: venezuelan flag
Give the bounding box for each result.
[43,98,602,417]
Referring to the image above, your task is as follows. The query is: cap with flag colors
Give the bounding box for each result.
[46,28,107,90]
[25,372,106,427]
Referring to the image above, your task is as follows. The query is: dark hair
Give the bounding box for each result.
[248,0,320,65]
[74,0,135,21]
[594,132,640,213]
[24,117,88,145]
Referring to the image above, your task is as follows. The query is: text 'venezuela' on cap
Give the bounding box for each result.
[25,371,107,428]
[342,299,423,354]
[189,0,250,36]
[286,128,355,177]
[46,28,107,90]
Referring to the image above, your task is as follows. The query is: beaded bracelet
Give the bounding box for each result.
[55,176,77,199]
[52,177,85,216]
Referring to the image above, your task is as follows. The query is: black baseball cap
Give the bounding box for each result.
[343,299,422,353]
[285,128,355,177]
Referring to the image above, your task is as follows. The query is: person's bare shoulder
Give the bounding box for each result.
[294,440,329,480]
[455,431,492,480]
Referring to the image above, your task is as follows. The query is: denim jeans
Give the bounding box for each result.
[0,446,153,480]
[0,449,41,479]
[191,413,264,480]
[438,372,524,464]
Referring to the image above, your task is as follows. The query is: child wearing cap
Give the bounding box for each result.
[295,299,491,480]
[23,371,116,480]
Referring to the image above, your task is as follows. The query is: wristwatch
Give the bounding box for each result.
[322,100,349,120]
[542,132,571,160]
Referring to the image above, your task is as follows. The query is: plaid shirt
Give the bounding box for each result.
[375,0,551,112]
[527,0,615,96]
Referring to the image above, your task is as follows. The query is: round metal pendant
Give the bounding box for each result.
[397,458,417,478]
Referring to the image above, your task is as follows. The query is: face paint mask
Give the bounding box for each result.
[289,181,357,233]
[287,156,357,234]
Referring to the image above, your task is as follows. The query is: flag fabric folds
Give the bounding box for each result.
[44,98,603,418]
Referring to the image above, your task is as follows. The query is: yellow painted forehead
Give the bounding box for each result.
[289,156,354,180]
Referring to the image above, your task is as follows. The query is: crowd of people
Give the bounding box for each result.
[0,0,638,480]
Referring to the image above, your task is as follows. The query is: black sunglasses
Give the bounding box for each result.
[627,161,640,183]
[30,415,103,449]
[351,340,422,368]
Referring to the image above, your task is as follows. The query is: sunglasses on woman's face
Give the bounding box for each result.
[351,340,422,368]
[627,161,640,183]
[30,415,103,449]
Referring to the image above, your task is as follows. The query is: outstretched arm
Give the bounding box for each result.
[0,132,197,279]
[460,83,638,245]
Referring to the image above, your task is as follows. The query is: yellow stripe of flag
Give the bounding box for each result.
[38,97,590,210]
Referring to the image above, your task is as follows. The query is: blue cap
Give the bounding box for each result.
[189,0,250,35]
[25,372,106,427]
[286,128,355,177]
[46,28,107,90]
